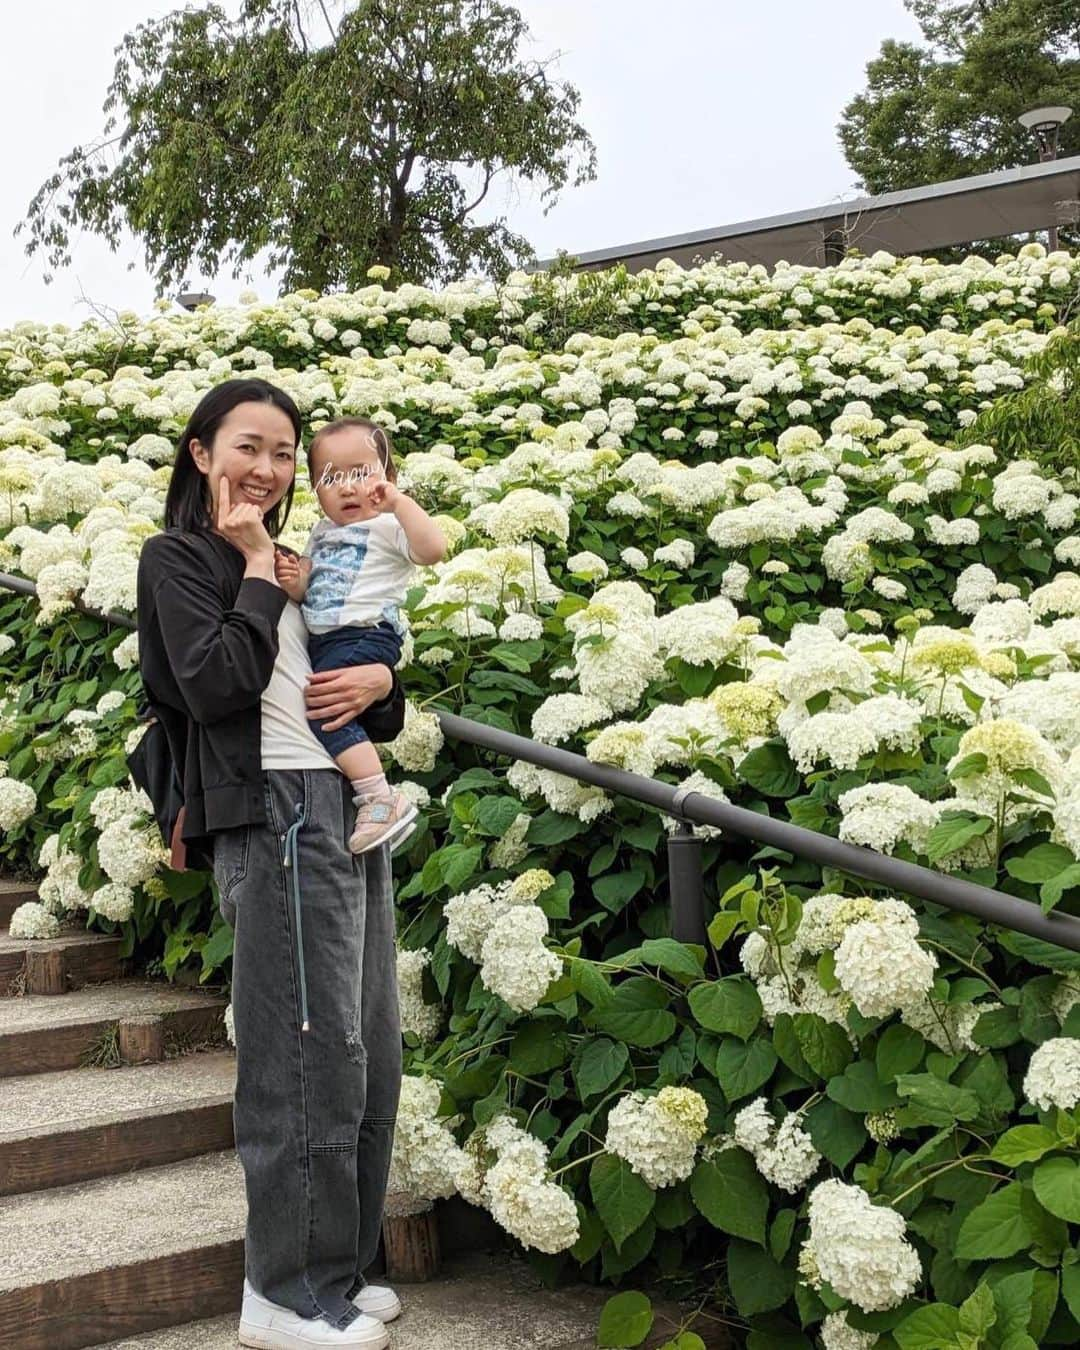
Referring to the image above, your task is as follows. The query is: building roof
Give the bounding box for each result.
[558,155,1080,274]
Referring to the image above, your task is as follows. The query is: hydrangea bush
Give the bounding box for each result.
[5,246,1080,1344]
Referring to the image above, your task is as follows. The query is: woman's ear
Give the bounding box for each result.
[189,438,210,474]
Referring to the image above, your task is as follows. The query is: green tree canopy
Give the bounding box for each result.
[839,0,1080,195]
[18,0,596,293]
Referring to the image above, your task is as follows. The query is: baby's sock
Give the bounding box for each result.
[351,772,391,802]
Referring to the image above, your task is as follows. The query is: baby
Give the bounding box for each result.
[274,417,447,853]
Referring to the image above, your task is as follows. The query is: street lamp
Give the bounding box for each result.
[1019,105,1072,250]
[175,285,216,311]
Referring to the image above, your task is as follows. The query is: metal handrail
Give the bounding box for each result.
[4,571,1080,953]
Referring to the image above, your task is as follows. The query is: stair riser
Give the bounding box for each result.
[1,942,128,997]
[0,1238,244,1350]
[0,1007,226,1078]
[0,1099,234,1196]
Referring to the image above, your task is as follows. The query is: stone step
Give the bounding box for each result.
[0,1151,245,1350]
[0,1049,236,1196]
[0,979,228,1078]
[0,878,39,928]
[89,1249,727,1350]
[0,921,128,996]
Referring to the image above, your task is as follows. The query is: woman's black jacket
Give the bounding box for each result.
[134,528,406,866]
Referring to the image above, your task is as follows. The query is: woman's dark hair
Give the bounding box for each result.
[164,379,303,534]
[306,417,397,484]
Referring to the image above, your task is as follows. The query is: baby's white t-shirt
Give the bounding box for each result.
[300,515,415,636]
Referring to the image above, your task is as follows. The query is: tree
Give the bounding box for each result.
[839,0,1080,195]
[18,0,596,293]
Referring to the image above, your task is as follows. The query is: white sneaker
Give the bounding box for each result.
[349,789,418,855]
[240,1277,390,1348]
[351,1283,402,1322]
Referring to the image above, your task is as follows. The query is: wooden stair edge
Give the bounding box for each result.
[0,1095,235,1197]
[0,1238,244,1350]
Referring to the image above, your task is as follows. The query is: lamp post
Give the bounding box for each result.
[1018,105,1072,250]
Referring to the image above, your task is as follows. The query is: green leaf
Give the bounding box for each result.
[1040,864,1080,913]
[804,1098,867,1168]
[1020,977,1059,1046]
[959,1282,996,1338]
[990,1125,1059,1167]
[876,1023,926,1081]
[527,810,586,846]
[894,1073,981,1127]
[1033,1156,1080,1223]
[1062,1264,1080,1325]
[1005,843,1076,884]
[568,960,614,1008]
[955,1184,1033,1260]
[826,1060,900,1113]
[590,1155,654,1251]
[592,977,677,1049]
[637,938,705,980]
[473,796,527,837]
[441,844,484,893]
[688,977,762,1041]
[991,1269,1036,1345]
[690,1151,767,1246]
[509,1021,570,1075]
[726,1240,795,1316]
[597,1291,654,1348]
[737,742,801,798]
[973,1004,1022,1048]
[925,811,993,863]
[707,911,741,950]
[793,1013,853,1079]
[594,868,647,914]
[893,1304,961,1349]
[714,1037,778,1102]
[572,1037,630,1099]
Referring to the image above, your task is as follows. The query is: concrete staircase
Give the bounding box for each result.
[0,877,723,1350]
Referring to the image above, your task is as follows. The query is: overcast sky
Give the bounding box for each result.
[0,0,922,326]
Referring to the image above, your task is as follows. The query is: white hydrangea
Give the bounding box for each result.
[531,693,611,746]
[9,900,62,939]
[90,882,136,922]
[806,1179,921,1313]
[0,776,37,830]
[397,947,442,1042]
[1023,1037,1080,1112]
[484,1137,580,1254]
[834,917,937,1019]
[96,815,168,887]
[387,701,445,773]
[821,1311,878,1350]
[389,1075,471,1202]
[604,1087,708,1187]
[732,1098,820,1194]
[479,904,561,1013]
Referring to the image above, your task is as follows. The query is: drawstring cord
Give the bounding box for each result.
[282,796,310,1033]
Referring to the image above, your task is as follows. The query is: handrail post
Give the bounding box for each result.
[667,821,707,946]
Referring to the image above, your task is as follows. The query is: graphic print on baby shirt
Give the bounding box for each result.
[302,532,370,629]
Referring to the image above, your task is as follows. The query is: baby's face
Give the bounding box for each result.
[311,429,385,525]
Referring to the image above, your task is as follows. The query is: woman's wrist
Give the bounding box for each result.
[243,550,277,583]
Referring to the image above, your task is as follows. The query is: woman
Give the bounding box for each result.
[135,379,405,1350]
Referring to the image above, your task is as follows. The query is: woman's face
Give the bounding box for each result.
[190,401,297,521]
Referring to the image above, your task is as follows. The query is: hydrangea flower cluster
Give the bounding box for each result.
[603,1086,709,1187]
[803,1179,921,1313]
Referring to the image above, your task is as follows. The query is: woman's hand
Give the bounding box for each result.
[304,662,393,733]
[217,475,274,563]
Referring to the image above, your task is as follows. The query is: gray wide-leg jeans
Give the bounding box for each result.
[212,767,402,1331]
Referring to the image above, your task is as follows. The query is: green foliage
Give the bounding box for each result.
[19,0,597,292]
[840,0,1080,198]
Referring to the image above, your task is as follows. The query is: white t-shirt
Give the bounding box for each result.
[300,515,415,636]
[261,600,338,770]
